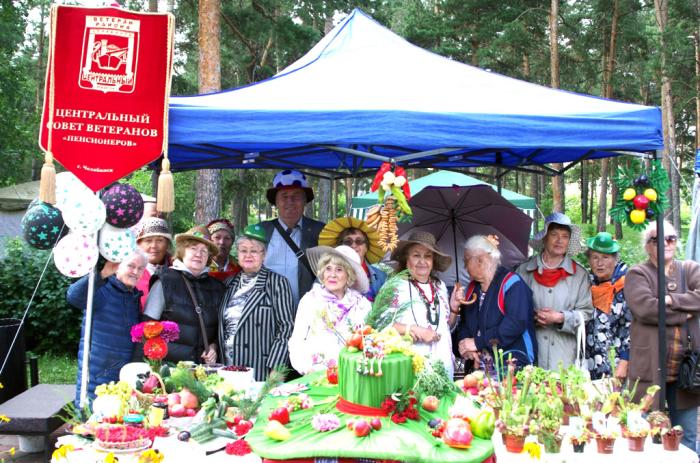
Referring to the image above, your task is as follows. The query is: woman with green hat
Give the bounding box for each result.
[217,223,295,381]
[585,231,631,380]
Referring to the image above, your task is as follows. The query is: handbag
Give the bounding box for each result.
[676,262,700,393]
[574,310,590,379]
[180,273,210,358]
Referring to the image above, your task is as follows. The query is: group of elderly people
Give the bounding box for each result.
[68,169,700,452]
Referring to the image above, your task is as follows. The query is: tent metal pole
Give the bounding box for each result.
[79,265,96,408]
[655,149,667,411]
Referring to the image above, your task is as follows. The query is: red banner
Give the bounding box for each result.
[39,5,174,192]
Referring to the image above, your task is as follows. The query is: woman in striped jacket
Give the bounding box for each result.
[217,223,295,381]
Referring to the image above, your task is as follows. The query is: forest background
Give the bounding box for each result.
[1,0,699,371]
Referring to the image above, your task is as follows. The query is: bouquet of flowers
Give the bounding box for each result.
[131,321,179,366]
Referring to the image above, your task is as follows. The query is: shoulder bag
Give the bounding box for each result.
[180,273,210,357]
[676,262,700,393]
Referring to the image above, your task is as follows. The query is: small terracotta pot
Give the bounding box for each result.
[651,433,662,445]
[628,435,645,452]
[596,436,616,454]
[620,425,629,438]
[662,432,683,451]
[562,413,570,426]
[572,442,586,453]
[503,433,526,453]
[542,435,562,454]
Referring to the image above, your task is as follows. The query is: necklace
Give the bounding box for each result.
[541,253,564,269]
[410,279,439,326]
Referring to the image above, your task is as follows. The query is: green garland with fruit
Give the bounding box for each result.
[610,159,670,230]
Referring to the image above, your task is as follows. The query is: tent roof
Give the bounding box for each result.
[352,170,536,210]
[167,9,663,177]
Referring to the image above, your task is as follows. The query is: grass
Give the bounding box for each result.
[26,352,77,385]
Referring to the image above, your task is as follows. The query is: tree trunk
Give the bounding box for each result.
[231,170,248,230]
[195,0,222,224]
[149,0,157,11]
[589,177,596,223]
[596,0,620,233]
[581,162,588,224]
[345,178,353,216]
[530,173,540,234]
[654,0,681,230]
[611,159,623,238]
[549,0,565,213]
[317,178,332,223]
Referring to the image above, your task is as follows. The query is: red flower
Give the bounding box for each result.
[225,439,252,456]
[143,337,168,360]
[391,413,407,424]
[405,407,419,420]
[234,420,253,436]
[380,398,396,413]
[143,321,164,339]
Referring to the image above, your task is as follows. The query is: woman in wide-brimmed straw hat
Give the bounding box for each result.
[388,231,457,377]
[516,212,593,370]
[288,245,372,375]
[142,225,225,365]
[318,217,387,300]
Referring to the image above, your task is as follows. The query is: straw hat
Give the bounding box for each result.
[390,231,452,273]
[305,245,370,294]
[529,212,583,256]
[174,225,219,257]
[318,217,383,264]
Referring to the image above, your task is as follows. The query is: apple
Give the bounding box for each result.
[463,374,478,389]
[167,393,181,406]
[269,407,290,425]
[353,420,371,437]
[422,395,440,412]
[179,388,199,409]
[169,404,186,418]
[370,418,382,431]
[186,408,197,417]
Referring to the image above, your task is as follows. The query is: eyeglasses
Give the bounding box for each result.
[238,249,263,256]
[187,247,209,256]
[343,238,367,246]
[647,235,678,245]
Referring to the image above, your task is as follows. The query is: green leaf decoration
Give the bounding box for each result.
[364,270,412,331]
[611,159,670,231]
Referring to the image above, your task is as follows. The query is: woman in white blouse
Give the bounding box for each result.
[288,245,372,374]
[389,231,458,377]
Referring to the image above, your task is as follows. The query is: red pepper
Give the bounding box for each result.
[371,162,392,192]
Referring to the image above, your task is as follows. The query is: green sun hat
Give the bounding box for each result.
[243,223,267,244]
[586,232,620,254]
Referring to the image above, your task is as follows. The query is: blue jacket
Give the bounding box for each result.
[68,274,142,406]
[456,266,537,367]
[366,264,388,301]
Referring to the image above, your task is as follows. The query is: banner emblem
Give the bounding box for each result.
[80,15,140,93]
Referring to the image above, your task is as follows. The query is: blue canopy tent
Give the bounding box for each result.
[167,9,662,178]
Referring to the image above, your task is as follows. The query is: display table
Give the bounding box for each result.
[491,431,699,463]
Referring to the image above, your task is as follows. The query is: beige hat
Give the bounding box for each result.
[174,225,219,257]
[390,231,452,273]
[306,245,370,294]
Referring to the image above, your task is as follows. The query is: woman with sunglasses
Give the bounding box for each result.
[318,218,387,301]
[626,220,700,453]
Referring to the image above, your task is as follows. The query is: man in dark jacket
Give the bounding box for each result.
[260,170,325,309]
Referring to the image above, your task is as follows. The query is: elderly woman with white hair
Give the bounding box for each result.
[288,245,372,375]
[627,221,700,452]
[68,249,147,405]
[454,235,537,368]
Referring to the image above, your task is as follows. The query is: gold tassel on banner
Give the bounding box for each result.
[39,151,56,204]
[157,156,174,213]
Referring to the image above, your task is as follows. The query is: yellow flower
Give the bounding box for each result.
[0,383,4,389]
[523,441,541,460]
[104,452,119,463]
[52,444,75,460]
[9,447,15,456]
[138,449,164,463]
[0,415,9,423]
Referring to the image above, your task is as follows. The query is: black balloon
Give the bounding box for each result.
[102,183,144,228]
[21,201,67,250]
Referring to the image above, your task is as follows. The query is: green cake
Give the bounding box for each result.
[338,348,414,408]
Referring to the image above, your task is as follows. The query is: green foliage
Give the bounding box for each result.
[364,270,410,331]
[0,238,80,354]
[28,352,77,384]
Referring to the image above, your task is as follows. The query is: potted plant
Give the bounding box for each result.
[661,425,684,451]
[646,410,670,444]
[532,378,564,454]
[592,414,619,454]
[595,430,618,454]
[623,409,649,451]
[568,416,590,453]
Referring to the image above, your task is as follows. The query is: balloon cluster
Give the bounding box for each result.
[21,172,144,278]
[621,175,658,225]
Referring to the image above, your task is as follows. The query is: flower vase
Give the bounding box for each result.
[503,433,526,453]
[628,435,645,452]
[572,442,586,453]
[595,436,616,454]
[662,432,683,451]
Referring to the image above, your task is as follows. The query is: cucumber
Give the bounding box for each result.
[212,428,236,439]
